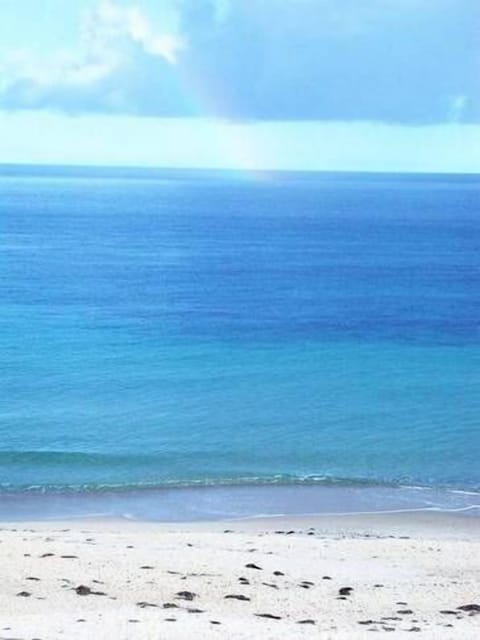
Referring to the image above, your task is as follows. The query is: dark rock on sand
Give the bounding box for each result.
[186,607,204,613]
[397,609,414,615]
[163,603,178,609]
[338,587,353,596]
[457,604,480,614]
[176,591,196,601]
[255,613,282,620]
[245,563,262,570]
[297,619,316,625]
[17,591,31,597]
[225,594,251,601]
[137,602,158,608]
[74,585,106,596]
[273,571,284,576]
[439,610,458,615]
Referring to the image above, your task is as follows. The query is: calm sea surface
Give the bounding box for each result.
[0,166,478,518]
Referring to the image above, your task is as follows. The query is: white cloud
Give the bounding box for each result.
[0,0,184,106]
[89,0,185,64]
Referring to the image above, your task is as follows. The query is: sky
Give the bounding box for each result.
[0,0,478,172]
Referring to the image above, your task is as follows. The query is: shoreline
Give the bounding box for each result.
[2,508,480,538]
[0,512,479,638]
[0,482,478,523]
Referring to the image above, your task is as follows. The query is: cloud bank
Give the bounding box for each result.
[0,0,478,123]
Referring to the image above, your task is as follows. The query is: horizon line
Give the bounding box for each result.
[1,162,479,178]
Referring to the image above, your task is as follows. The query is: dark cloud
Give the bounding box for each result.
[177,0,479,122]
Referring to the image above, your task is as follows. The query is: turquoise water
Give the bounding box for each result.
[0,166,479,517]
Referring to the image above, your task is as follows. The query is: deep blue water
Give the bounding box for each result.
[0,166,479,517]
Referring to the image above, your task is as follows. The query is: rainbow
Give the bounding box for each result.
[167,58,275,181]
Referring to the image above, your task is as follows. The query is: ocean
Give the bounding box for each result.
[0,165,479,520]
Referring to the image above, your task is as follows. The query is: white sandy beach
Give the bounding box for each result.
[0,512,479,639]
